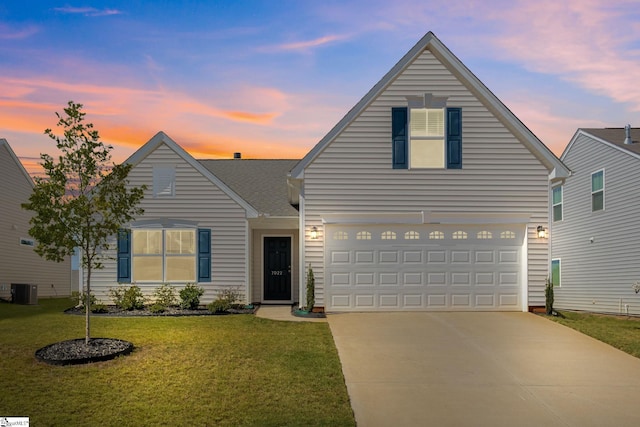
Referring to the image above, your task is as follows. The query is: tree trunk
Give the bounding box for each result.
[85,264,91,345]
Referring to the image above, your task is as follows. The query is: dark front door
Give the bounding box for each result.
[264,237,292,300]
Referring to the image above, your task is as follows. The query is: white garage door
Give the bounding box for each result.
[325,224,525,311]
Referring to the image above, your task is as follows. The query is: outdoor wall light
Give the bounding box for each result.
[310,226,318,240]
[537,225,547,239]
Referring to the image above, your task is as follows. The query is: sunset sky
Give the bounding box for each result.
[2,1,640,175]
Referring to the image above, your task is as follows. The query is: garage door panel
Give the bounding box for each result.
[380,273,399,285]
[355,251,374,263]
[451,251,470,263]
[475,251,494,263]
[499,272,518,286]
[427,251,447,263]
[355,294,374,307]
[476,294,495,307]
[331,251,350,263]
[403,272,423,285]
[379,251,399,263]
[499,250,518,263]
[325,224,524,311]
[355,273,374,285]
[451,272,470,285]
[331,272,351,286]
[428,294,447,307]
[403,251,423,263]
[427,272,447,285]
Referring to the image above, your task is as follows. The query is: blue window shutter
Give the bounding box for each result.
[117,229,131,283]
[392,107,408,169]
[198,228,211,282]
[446,108,462,169]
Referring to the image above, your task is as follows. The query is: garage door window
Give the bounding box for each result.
[453,231,468,239]
[357,231,371,240]
[477,231,493,239]
[405,231,420,240]
[429,231,444,240]
[382,231,397,240]
[500,231,515,239]
[333,231,348,240]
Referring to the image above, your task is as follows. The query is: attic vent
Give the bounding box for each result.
[624,124,632,145]
[233,152,242,159]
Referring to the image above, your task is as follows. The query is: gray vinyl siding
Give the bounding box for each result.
[251,229,299,303]
[552,134,640,315]
[90,143,248,304]
[302,49,550,308]
[0,142,72,299]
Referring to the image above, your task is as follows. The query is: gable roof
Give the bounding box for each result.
[124,132,259,218]
[566,128,640,158]
[289,31,569,180]
[198,159,299,217]
[0,138,34,187]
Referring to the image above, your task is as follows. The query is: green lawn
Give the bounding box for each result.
[549,310,640,359]
[0,299,355,426]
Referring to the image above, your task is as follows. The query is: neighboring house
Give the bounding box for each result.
[289,31,568,312]
[0,139,73,300]
[551,126,640,315]
[91,31,569,312]
[89,132,300,305]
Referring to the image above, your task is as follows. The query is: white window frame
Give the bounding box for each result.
[131,228,196,282]
[591,169,604,212]
[552,185,563,222]
[409,107,445,169]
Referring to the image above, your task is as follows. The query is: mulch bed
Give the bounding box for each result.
[35,338,134,366]
[64,305,256,317]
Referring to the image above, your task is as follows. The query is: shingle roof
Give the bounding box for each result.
[581,128,640,155]
[198,159,299,217]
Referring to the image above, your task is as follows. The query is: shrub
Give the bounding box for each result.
[149,302,166,314]
[71,291,106,313]
[91,303,108,313]
[109,284,146,311]
[207,299,229,314]
[207,286,242,314]
[545,276,554,315]
[306,265,315,312]
[152,283,177,308]
[179,283,204,310]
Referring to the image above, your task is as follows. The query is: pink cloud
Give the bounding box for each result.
[259,34,349,53]
[0,24,39,39]
[52,7,123,17]
[488,0,640,110]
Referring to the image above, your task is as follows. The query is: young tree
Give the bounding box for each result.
[23,101,145,344]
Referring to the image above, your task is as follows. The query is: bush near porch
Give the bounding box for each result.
[0,298,355,426]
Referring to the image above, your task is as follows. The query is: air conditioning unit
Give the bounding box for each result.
[11,284,38,305]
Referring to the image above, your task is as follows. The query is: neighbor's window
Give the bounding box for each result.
[591,170,604,212]
[551,259,561,287]
[552,186,563,221]
[410,108,445,168]
[132,228,196,282]
[20,237,35,247]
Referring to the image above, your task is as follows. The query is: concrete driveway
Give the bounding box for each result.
[327,312,640,426]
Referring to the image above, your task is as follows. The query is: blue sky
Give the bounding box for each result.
[2,1,639,174]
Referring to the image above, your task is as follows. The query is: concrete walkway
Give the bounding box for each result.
[255,305,326,322]
[327,312,640,427]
